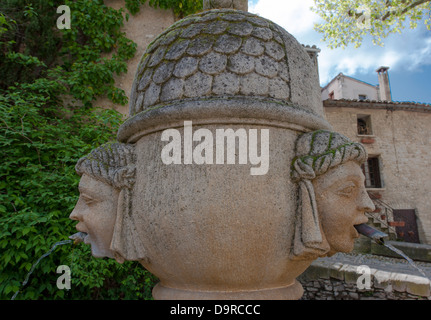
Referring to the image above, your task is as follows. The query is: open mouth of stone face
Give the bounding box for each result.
[69,231,88,244]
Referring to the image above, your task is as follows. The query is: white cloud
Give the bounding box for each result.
[250,0,319,36]
[317,45,405,84]
[404,37,431,71]
[249,0,431,86]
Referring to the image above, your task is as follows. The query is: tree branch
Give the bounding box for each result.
[382,0,431,20]
[347,0,431,21]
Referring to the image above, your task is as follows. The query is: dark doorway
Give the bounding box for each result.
[392,209,420,243]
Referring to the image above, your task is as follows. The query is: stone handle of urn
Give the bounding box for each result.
[203,0,248,11]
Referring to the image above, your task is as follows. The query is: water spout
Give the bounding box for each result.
[69,232,87,244]
[354,223,388,245]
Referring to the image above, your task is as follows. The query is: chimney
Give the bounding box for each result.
[303,45,321,81]
[376,66,392,101]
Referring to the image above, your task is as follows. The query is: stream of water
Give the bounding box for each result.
[11,239,73,300]
[383,243,428,278]
[355,224,429,279]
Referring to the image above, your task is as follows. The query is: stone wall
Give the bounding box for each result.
[298,258,431,300]
[324,102,431,244]
[300,277,430,300]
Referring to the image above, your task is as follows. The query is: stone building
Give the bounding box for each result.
[322,69,431,245]
[321,66,392,102]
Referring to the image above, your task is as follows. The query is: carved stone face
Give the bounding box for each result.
[69,174,119,259]
[313,161,375,256]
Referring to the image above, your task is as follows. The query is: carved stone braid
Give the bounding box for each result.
[75,142,136,190]
[291,130,367,182]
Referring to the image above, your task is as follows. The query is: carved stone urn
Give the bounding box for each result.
[70,1,375,300]
[116,2,333,300]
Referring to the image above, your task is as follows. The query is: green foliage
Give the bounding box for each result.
[0,78,125,299]
[69,245,158,300]
[149,0,203,17]
[125,0,202,17]
[0,0,199,300]
[312,0,431,48]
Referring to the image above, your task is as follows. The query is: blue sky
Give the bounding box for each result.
[248,0,431,104]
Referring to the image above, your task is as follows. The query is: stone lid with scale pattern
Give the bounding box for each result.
[118,5,331,142]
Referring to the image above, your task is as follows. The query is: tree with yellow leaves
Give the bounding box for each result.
[312,0,431,48]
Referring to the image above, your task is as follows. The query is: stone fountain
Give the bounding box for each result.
[69,0,377,300]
